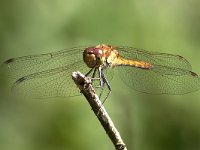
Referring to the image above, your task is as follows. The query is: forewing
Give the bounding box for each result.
[1,46,87,80]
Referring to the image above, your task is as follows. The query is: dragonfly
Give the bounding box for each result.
[1,44,200,99]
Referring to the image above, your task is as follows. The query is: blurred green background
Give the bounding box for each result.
[0,0,200,150]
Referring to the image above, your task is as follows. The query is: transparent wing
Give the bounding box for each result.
[1,46,88,98]
[11,62,114,98]
[118,65,200,94]
[1,46,88,80]
[117,46,192,71]
[11,61,89,98]
[117,47,200,94]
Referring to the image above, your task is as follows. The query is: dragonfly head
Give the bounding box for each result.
[83,47,104,68]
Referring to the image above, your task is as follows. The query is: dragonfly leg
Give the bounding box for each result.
[98,67,104,87]
[85,68,94,77]
[97,67,104,99]
[98,67,111,104]
[90,68,103,88]
[101,70,111,104]
[99,81,105,99]
[90,68,102,87]
[85,67,111,103]
[92,68,97,78]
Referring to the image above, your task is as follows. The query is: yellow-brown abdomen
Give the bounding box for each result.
[114,56,153,69]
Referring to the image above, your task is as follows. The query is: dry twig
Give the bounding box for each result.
[72,71,127,150]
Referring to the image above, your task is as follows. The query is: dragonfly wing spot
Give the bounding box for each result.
[176,55,188,61]
[4,58,15,64]
[190,71,198,77]
[16,76,27,84]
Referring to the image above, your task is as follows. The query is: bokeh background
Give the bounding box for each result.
[0,0,200,150]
